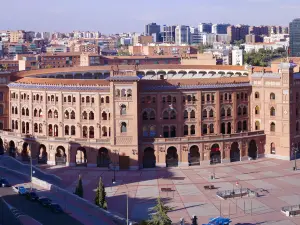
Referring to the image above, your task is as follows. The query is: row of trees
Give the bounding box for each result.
[74,175,175,224]
[74,175,107,210]
[243,47,287,67]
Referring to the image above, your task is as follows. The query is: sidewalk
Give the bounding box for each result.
[31,183,117,225]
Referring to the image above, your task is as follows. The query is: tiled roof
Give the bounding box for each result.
[251,72,281,78]
[105,76,140,81]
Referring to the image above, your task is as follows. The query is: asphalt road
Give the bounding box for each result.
[0,172,83,225]
[0,196,21,225]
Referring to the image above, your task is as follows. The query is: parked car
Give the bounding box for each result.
[26,191,39,201]
[0,178,11,187]
[49,203,64,213]
[38,197,52,207]
[12,186,28,195]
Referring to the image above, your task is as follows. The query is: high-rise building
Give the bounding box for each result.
[175,25,191,45]
[145,23,161,38]
[289,18,300,57]
[190,27,202,45]
[161,25,176,43]
[212,24,230,34]
[227,25,249,43]
[231,49,243,65]
[199,23,212,33]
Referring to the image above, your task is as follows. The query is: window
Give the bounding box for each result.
[65,125,69,135]
[190,110,195,119]
[209,109,214,118]
[255,121,260,130]
[203,124,207,134]
[71,111,75,119]
[243,106,247,115]
[255,106,260,115]
[142,111,148,120]
[221,123,225,134]
[121,122,127,133]
[116,89,120,97]
[270,93,275,100]
[120,105,126,115]
[68,96,71,102]
[271,143,276,154]
[243,121,247,131]
[0,92,4,101]
[48,110,53,118]
[184,110,188,119]
[73,97,76,103]
[149,111,155,120]
[65,111,70,119]
[221,108,225,117]
[26,108,29,116]
[191,125,195,135]
[149,126,156,137]
[71,126,76,135]
[89,111,94,120]
[270,122,275,132]
[237,121,242,132]
[106,96,109,103]
[203,109,207,118]
[170,110,176,119]
[152,97,156,103]
[89,126,94,138]
[102,126,107,137]
[54,110,58,118]
[227,108,231,117]
[143,126,148,137]
[102,112,107,120]
[184,125,188,135]
[255,92,260,99]
[270,107,275,116]
[82,111,87,120]
[206,94,210,102]
[86,96,90,103]
[209,124,214,133]
[238,107,242,116]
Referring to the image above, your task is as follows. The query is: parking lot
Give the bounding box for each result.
[43,158,300,224]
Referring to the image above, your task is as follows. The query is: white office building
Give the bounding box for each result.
[232,49,243,65]
[175,25,191,45]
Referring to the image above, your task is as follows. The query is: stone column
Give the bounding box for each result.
[215,91,220,134]
[233,92,237,133]
[198,91,202,136]
[87,147,97,167]
[179,145,189,167]
[156,146,166,167]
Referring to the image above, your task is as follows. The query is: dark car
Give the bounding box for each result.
[0,178,11,187]
[26,191,39,201]
[38,197,52,207]
[49,203,64,213]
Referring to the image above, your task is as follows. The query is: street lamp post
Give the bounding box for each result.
[112,150,119,184]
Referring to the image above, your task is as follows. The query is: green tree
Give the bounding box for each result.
[95,177,107,210]
[3,64,8,71]
[74,174,83,198]
[45,64,52,69]
[148,197,172,225]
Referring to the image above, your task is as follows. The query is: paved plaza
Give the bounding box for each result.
[41,158,300,224]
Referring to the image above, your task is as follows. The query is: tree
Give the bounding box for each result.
[74,174,83,198]
[95,177,107,210]
[45,64,52,69]
[148,197,172,225]
[3,64,8,71]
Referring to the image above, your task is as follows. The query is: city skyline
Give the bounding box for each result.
[0,0,298,34]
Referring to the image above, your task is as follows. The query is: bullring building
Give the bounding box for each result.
[0,63,299,169]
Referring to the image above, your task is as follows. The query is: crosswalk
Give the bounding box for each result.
[10,207,25,219]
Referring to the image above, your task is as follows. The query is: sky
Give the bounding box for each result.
[1,0,300,34]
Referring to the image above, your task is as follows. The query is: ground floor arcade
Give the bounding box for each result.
[0,134,267,169]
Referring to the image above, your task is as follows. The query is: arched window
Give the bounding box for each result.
[270,93,275,100]
[101,97,104,103]
[64,97,67,102]
[227,108,231,117]
[190,110,195,119]
[167,95,171,103]
[243,106,247,115]
[71,126,76,135]
[163,111,169,120]
[54,125,58,136]
[120,105,126,115]
[121,122,127,133]
[255,106,260,115]
[22,108,25,116]
[209,109,214,118]
[237,121,242,132]
[170,126,176,137]
[191,125,195,135]
[206,94,210,102]
[65,125,69,135]
[34,123,38,133]
[270,107,275,116]
[73,97,76,103]
[48,110,53,118]
[149,126,156,137]
[221,108,225,117]
[270,122,275,132]
[121,89,126,97]
[65,111,70,119]
[102,111,107,120]
[143,126,148,137]
[184,110,188,119]
[271,143,276,154]
[243,120,247,131]
[86,96,90,103]
[149,111,155,120]
[184,125,189,135]
[15,107,18,115]
[152,97,156,103]
[11,120,14,130]
[89,111,94,120]
[203,109,207,118]
[106,96,109,103]
[82,111,87,120]
[209,124,214,133]
[227,122,231,134]
[255,92,259,99]
[34,109,38,117]
[15,121,18,130]
[187,95,192,102]
[68,96,72,102]
[89,126,94,138]
[241,92,244,99]
[71,111,75,119]
[229,94,232,101]
[127,89,132,97]
[82,126,88,138]
[142,111,148,120]
[203,124,208,134]
[81,97,85,103]
[39,123,42,133]
[54,110,58,118]
[26,108,29,116]
[163,126,169,138]
[39,109,42,117]
[102,126,107,137]
[238,107,242,116]
[255,121,260,130]
[172,97,176,103]
[182,96,186,103]
[48,124,53,136]
[170,110,176,119]
[225,93,228,100]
